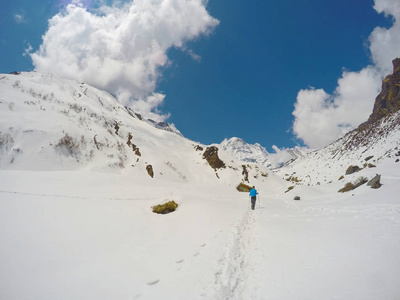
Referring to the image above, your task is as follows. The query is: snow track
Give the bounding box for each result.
[213,209,255,300]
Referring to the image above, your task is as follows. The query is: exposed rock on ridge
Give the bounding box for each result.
[362,57,400,127]
[203,146,226,170]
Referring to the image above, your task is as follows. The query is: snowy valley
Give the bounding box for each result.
[1,69,400,300]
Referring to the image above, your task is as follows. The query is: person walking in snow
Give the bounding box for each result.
[249,186,258,210]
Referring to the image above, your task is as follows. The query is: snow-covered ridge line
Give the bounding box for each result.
[0,71,277,188]
[276,110,400,185]
[2,72,182,136]
[220,137,309,169]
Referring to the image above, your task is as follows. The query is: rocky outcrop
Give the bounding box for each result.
[146,165,154,178]
[340,58,400,153]
[367,174,381,189]
[362,58,400,127]
[203,146,225,170]
[345,165,361,175]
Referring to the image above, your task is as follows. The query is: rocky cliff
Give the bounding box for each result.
[363,57,400,127]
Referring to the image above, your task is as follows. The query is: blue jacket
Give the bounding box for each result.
[249,188,258,197]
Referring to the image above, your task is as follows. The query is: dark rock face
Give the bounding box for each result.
[365,58,400,126]
[242,165,249,182]
[194,145,203,151]
[345,165,361,175]
[203,146,225,170]
[146,165,154,178]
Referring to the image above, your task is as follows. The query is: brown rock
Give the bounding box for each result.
[203,146,225,170]
[146,165,154,178]
[363,58,400,126]
[345,165,361,175]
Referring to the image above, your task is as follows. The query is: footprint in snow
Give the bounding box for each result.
[176,259,184,264]
[146,279,160,286]
[200,243,206,247]
[193,252,200,257]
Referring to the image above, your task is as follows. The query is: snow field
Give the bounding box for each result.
[0,170,255,300]
[2,165,399,300]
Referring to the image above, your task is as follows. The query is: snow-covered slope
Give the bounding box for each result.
[1,71,400,300]
[274,110,400,186]
[0,72,276,187]
[220,137,309,168]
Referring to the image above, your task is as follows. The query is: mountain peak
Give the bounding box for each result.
[220,137,309,169]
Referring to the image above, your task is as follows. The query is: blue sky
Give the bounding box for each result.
[1,0,398,151]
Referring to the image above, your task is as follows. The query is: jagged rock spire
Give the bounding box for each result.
[366,57,400,125]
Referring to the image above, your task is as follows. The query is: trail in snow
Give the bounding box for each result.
[212,208,256,300]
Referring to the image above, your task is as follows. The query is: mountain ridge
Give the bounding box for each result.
[1,57,400,188]
[0,71,276,188]
[220,137,309,169]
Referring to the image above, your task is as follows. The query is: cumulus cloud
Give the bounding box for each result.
[370,0,400,74]
[30,0,219,121]
[292,0,400,149]
[293,68,382,148]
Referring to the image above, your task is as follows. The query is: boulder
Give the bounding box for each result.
[152,201,178,214]
[146,165,154,178]
[367,174,382,189]
[236,182,252,192]
[203,146,225,170]
[345,165,361,175]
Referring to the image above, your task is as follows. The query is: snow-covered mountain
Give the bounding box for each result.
[0,71,274,186]
[1,65,400,300]
[220,137,309,169]
[220,137,270,164]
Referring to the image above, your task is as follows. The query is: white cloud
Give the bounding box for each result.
[186,49,202,62]
[23,44,33,57]
[292,0,400,149]
[30,0,219,121]
[370,0,400,74]
[14,14,26,24]
[269,145,296,165]
[293,68,381,149]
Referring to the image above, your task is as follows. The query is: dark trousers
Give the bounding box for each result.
[251,196,257,209]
